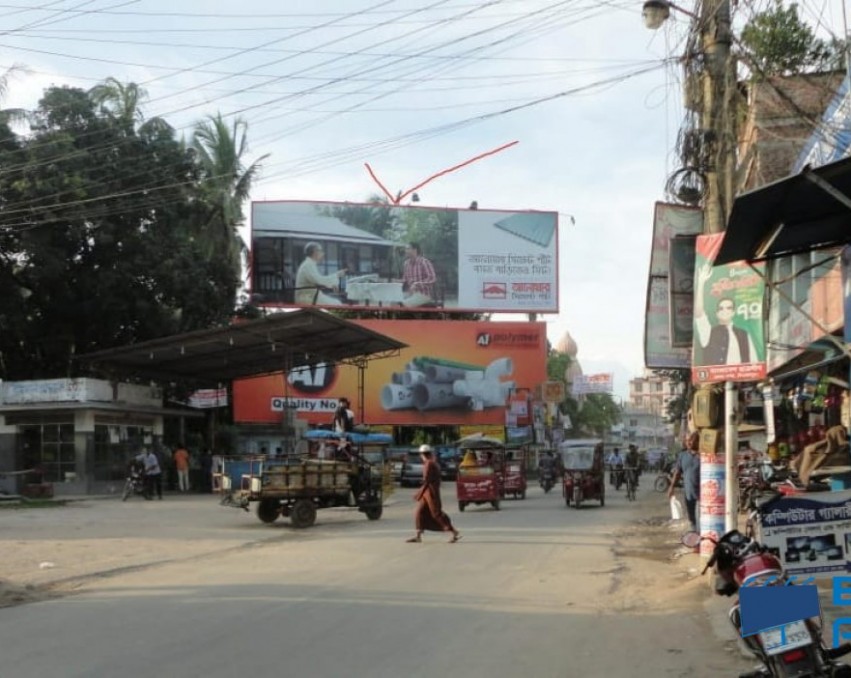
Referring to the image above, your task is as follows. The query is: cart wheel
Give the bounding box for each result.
[600,488,605,507]
[491,500,500,511]
[257,499,280,524]
[458,502,466,512]
[565,496,570,507]
[519,489,526,500]
[654,475,670,493]
[573,486,582,509]
[290,499,317,529]
[365,505,383,521]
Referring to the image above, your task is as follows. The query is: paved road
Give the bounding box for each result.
[0,481,753,678]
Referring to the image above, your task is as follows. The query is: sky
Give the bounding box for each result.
[0,0,847,401]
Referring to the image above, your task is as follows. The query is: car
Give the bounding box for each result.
[437,449,459,481]
[400,452,424,487]
[387,448,409,482]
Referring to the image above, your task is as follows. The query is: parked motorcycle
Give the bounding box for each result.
[122,463,147,501]
[682,529,851,677]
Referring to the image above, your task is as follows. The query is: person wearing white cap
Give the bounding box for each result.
[406,444,461,543]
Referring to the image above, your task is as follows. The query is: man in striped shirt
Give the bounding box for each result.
[402,242,436,307]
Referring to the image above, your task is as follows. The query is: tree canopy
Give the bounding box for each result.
[740,2,846,76]
[0,78,265,380]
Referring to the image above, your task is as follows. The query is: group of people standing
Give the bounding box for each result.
[132,443,213,499]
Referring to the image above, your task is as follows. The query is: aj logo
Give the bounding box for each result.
[287,363,337,393]
[476,333,491,347]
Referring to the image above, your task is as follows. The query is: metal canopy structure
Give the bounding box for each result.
[714,155,851,266]
[77,308,406,385]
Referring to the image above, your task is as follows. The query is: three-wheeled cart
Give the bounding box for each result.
[503,445,528,500]
[220,432,390,528]
[455,435,505,512]
[561,441,605,509]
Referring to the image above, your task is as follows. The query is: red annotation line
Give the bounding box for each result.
[364,140,519,205]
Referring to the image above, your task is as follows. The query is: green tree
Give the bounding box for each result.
[740,2,843,76]
[0,81,246,379]
[191,113,269,274]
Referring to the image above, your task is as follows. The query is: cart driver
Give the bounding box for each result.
[539,451,555,472]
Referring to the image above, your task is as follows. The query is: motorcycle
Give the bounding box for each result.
[122,463,147,501]
[654,460,683,493]
[539,467,556,494]
[682,529,851,677]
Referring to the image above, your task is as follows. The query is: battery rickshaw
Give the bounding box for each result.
[560,440,605,509]
[455,435,505,512]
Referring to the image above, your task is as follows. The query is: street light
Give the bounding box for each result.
[641,0,669,29]
[641,0,697,29]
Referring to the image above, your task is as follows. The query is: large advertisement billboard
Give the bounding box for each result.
[233,320,547,426]
[250,201,558,314]
[692,233,767,385]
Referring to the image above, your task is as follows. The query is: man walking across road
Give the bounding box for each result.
[669,432,701,531]
[173,443,190,492]
[407,445,461,544]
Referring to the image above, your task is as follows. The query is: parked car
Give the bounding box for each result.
[400,451,424,487]
[388,448,409,482]
[437,449,459,481]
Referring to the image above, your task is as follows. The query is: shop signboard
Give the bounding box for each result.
[757,491,851,578]
[459,425,505,441]
[539,380,565,403]
[251,201,558,314]
[644,202,703,368]
[232,320,547,426]
[692,233,767,385]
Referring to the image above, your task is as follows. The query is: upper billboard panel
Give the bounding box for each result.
[250,200,559,314]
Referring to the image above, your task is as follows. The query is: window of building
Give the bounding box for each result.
[19,422,76,483]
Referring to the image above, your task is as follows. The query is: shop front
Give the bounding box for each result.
[0,378,200,496]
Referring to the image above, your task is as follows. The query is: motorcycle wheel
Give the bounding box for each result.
[654,475,670,493]
[122,480,132,502]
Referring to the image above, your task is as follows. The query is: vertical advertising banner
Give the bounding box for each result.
[699,451,726,558]
[692,233,767,385]
[644,202,703,368]
[233,320,547,426]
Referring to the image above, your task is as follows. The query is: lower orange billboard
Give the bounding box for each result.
[233,319,547,426]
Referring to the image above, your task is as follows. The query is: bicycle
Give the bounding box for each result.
[624,467,637,501]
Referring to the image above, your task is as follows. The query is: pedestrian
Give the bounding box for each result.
[625,444,640,488]
[669,432,701,531]
[173,443,190,492]
[141,447,163,500]
[406,444,461,544]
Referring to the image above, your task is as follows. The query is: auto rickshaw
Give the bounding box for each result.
[503,445,528,500]
[455,434,505,512]
[560,439,605,509]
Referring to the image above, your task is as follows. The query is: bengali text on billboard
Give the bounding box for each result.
[251,201,558,314]
[232,320,548,426]
[571,373,614,395]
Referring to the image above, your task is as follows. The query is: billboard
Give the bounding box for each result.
[692,233,767,385]
[644,202,703,368]
[250,200,558,314]
[232,320,547,426]
[571,373,614,395]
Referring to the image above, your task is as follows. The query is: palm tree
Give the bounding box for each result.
[0,64,32,126]
[191,113,269,275]
[88,77,172,136]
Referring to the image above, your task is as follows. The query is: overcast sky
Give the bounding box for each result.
[1,0,847,399]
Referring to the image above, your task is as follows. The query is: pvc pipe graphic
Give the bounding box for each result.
[411,383,469,411]
[380,355,515,412]
[381,385,416,410]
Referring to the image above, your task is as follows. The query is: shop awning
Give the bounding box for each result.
[77,308,406,385]
[714,155,851,265]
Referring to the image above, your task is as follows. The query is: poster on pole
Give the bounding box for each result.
[692,233,767,385]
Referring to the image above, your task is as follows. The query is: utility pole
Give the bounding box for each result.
[643,0,738,532]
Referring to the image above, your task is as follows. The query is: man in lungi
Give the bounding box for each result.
[406,444,461,543]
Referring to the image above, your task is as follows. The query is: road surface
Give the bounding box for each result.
[0,481,754,677]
